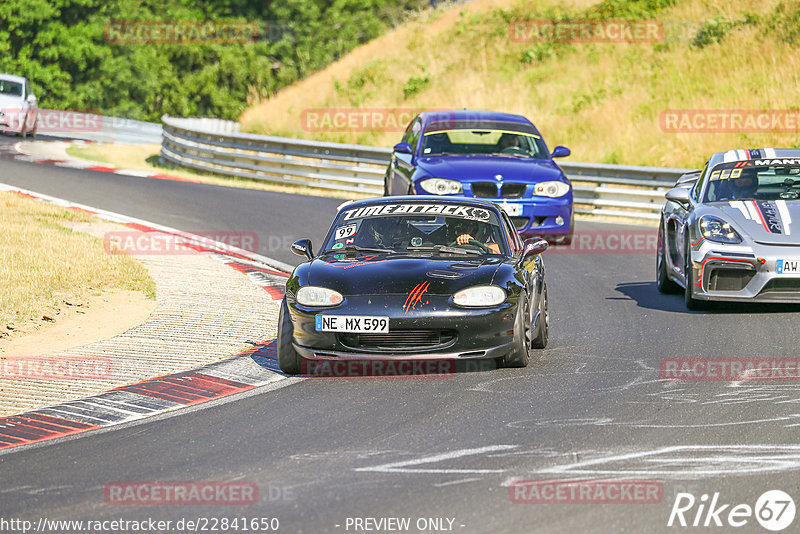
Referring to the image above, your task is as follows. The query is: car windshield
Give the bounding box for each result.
[322,203,509,256]
[703,160,800,202]
[0,80,23,97]
[420,121,548,158]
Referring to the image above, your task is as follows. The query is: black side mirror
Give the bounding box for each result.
[522,238,548,260]
[393,142,413,155]
[665,186,691,208]
[291,238,314,260]
[551,146,571,158]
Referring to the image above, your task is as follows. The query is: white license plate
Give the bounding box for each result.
[501,203,523,216]
[315,315,389,333]
[776,259,800,274]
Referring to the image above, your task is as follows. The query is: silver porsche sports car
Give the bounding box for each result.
[657,148,800,309]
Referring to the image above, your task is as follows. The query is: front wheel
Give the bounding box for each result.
[531,282,548,349]
[656,221,680,294]
[277,298,302,374]
[499,291,532,368]
[684,243,708,310]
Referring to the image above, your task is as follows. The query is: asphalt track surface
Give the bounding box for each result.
[3,136,800,533]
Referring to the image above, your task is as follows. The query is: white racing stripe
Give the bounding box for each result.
[729,200,750,219]
[746,201,761,222]
[777,200,792,235]
[723,150,739,163]
[765,147,777,159]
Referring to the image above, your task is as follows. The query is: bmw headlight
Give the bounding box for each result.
[453,285,506,308]
[419,178,463,195]
[699,215,742,244]
[533,181,570,198]
[297,286,343,307]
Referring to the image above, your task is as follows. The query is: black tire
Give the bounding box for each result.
[684,242,708,310]
[500,291,532,368]
[656,221,681,294]
[531,282,548,349]
[277,298,302,374]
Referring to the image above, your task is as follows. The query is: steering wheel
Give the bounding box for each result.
[500,145,525,155]
[448,238,491,253]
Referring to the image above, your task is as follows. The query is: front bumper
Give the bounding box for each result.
[288,294,518,360]
[689,241,800,303]
[411,182,573,236]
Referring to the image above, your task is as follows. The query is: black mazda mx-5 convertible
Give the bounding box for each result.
[277,196,549,374]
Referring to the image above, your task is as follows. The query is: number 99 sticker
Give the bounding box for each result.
[756,490,796,531]
[335,223,358,240]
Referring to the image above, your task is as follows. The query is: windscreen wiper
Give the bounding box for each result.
[323,245,396,254]
[407,245,482,256]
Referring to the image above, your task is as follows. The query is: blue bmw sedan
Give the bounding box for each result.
[384,110,573,242]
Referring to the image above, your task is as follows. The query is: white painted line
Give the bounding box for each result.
[355,445,518,474]
[113,169,153,177]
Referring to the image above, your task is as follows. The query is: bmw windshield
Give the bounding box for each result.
[322,203,509,255]
[421,121,548,158]
[703,160,800,202]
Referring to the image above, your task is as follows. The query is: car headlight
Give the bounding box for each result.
[533,181,570,198]
[453,285,506,308]
[297,286,343,307]
[699,215,742,244]
[419,178,463,195]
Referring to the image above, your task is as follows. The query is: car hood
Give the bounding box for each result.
[415,155,565,183]
[308,253,504,296]
[0,95,25,109]
[713,200,800,244]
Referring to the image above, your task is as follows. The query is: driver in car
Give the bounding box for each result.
[727,173,759,200]
[452,220,501,254]
[497,133,522,152]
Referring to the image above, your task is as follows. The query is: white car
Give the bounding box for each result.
[0,73,38,138]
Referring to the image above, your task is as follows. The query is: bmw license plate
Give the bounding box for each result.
[776,259,800,274]
[316,315,389,333]
[500,203,523,216]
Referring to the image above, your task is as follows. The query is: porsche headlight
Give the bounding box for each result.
[699,215,742,244]
[533,181,570,198]
[297,286,343,307]
[419,178,463,195]
[453,285,506,308]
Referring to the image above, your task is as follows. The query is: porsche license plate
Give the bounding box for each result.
[776,259,800,274]
[316,315,389,333]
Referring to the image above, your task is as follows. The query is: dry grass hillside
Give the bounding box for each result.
[240,0,800,168]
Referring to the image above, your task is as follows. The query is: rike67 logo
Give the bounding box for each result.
[668,490,796,531]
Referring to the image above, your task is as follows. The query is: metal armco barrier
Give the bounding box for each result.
[161,115,691,221]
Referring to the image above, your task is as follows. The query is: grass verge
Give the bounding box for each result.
[0,191,155,328]
[240,0,800,168]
